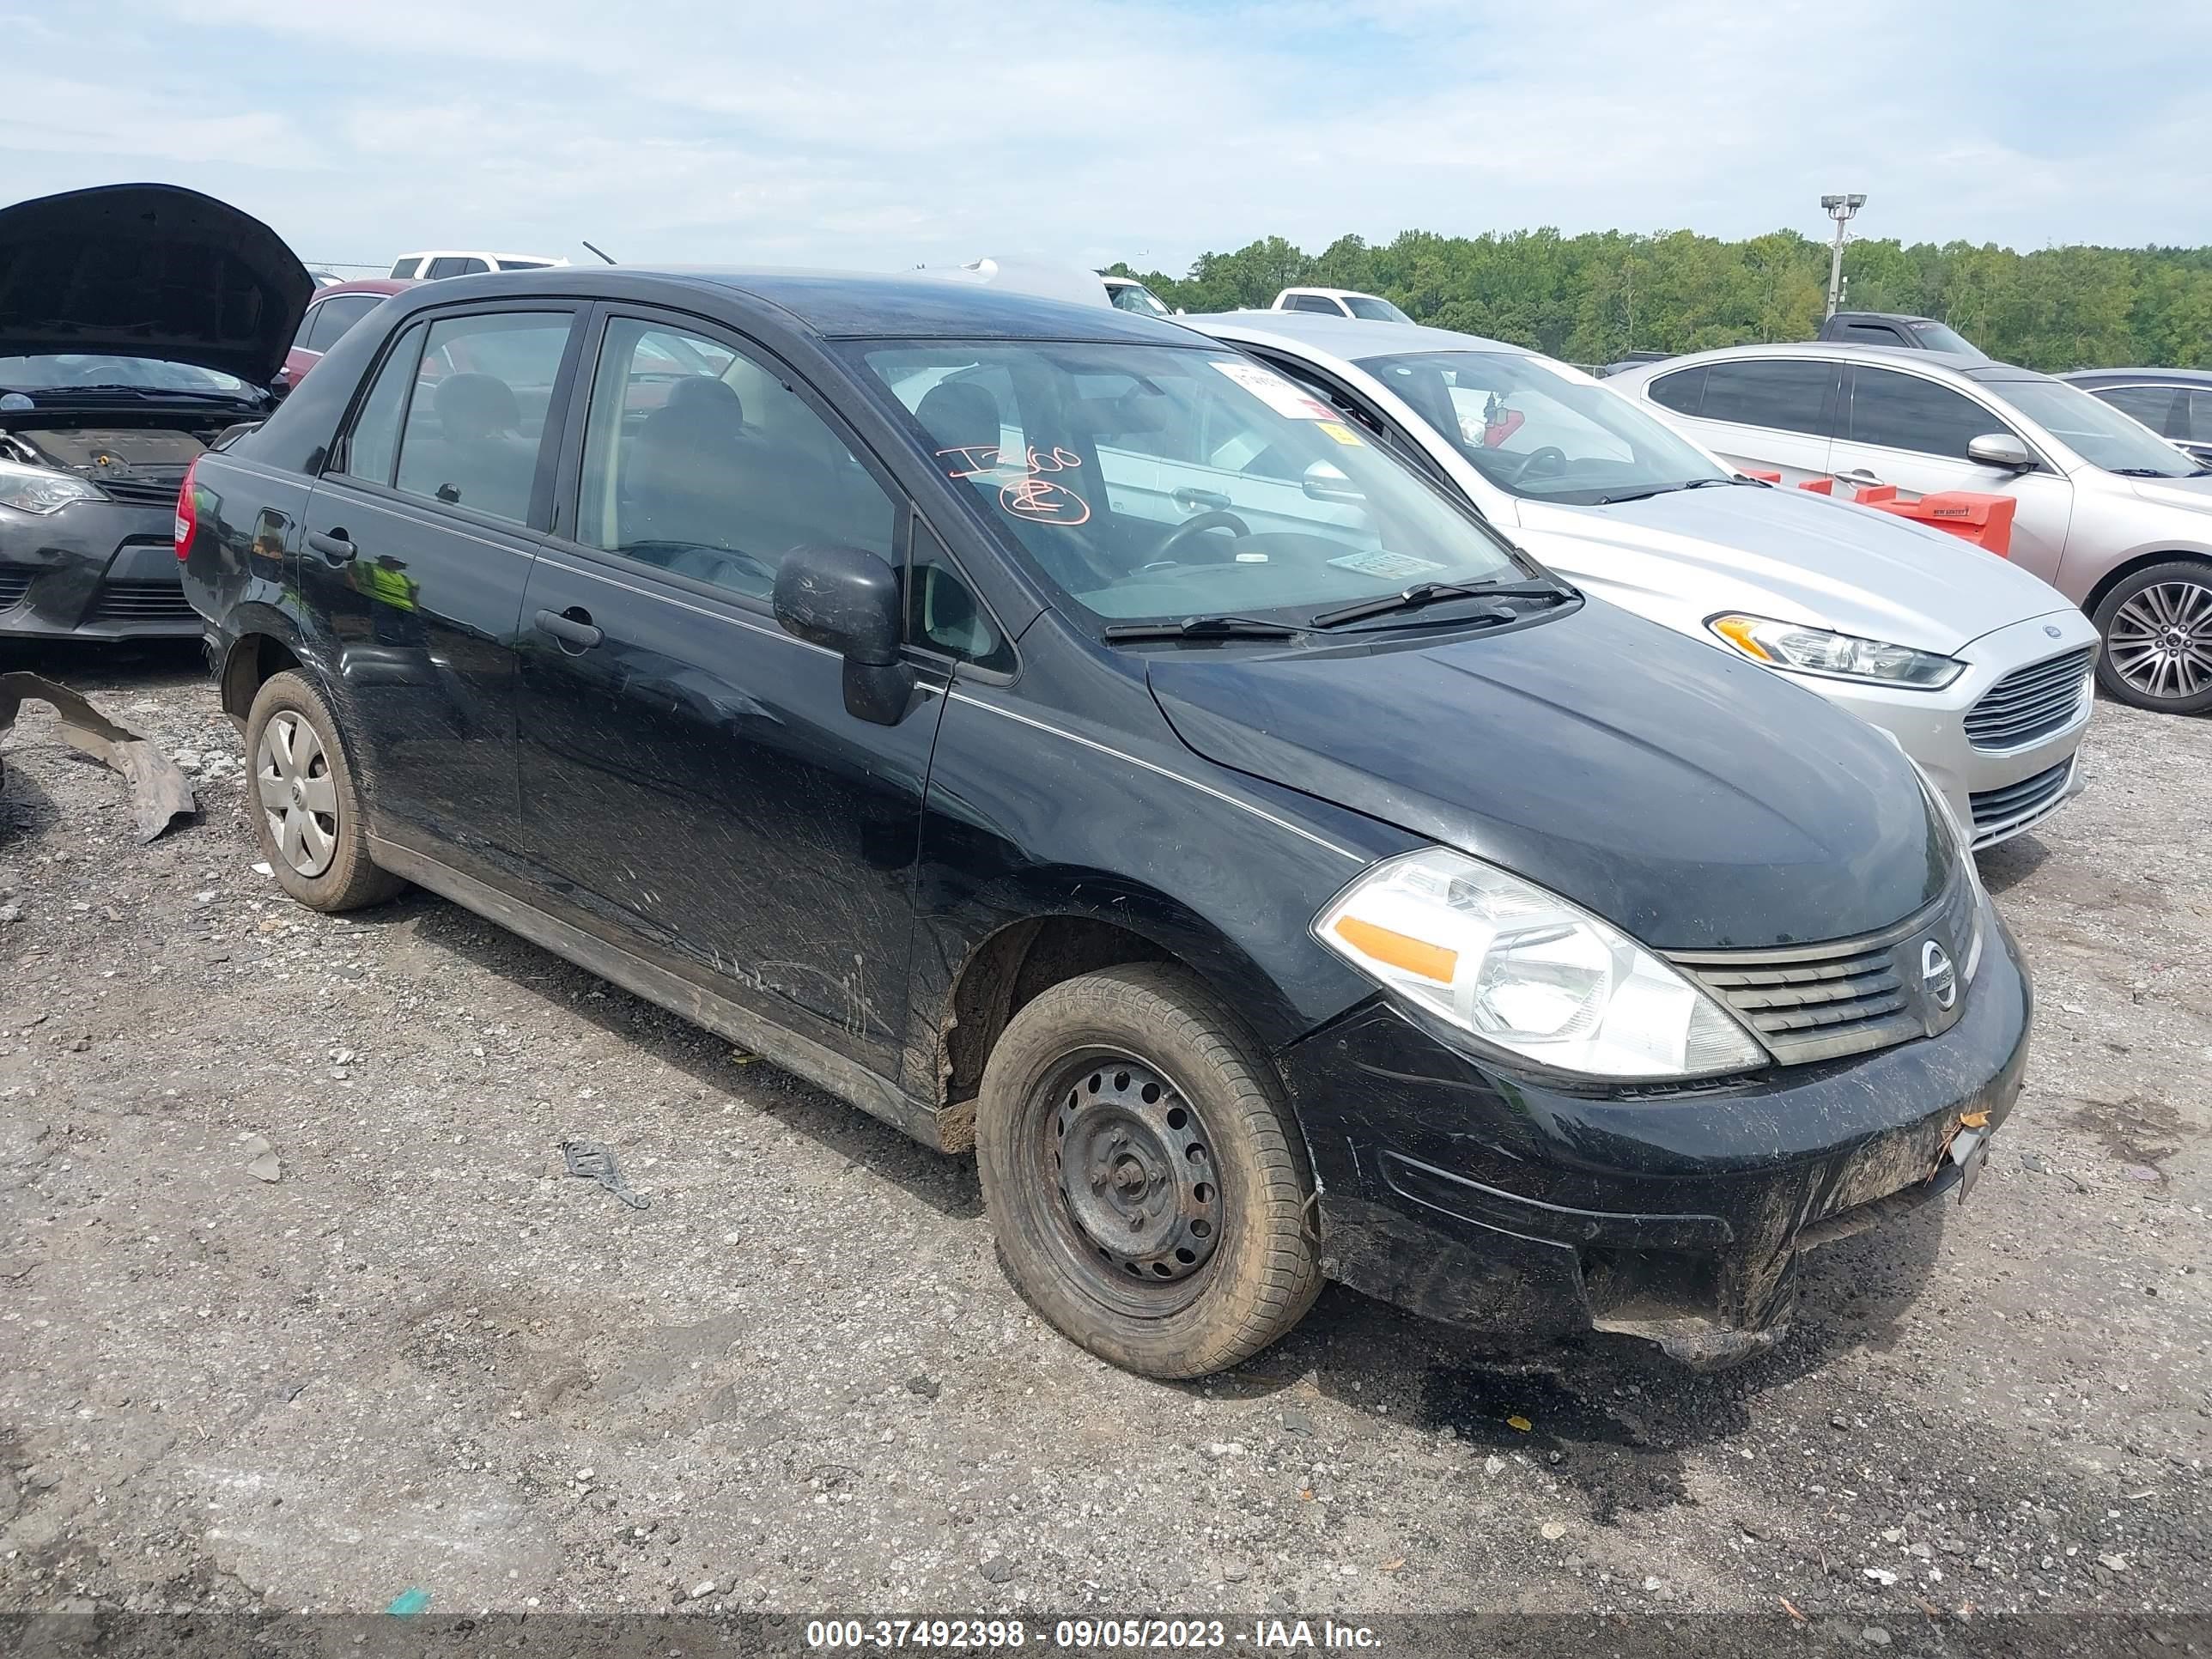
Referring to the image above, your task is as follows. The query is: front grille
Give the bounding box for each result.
[1969,759,2074,841]
[1965,646,2094,750]
[1668,871,1978,1065]
[0,568,29,611]
[91,580,197,623]
[94,477,187,506]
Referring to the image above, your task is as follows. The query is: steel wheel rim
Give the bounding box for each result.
[2109,579,2212,701]
[1034,1050,1222,1318]
[256,712,340,878]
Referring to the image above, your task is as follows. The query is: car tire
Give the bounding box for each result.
[2092,559,2212,714]
[975,963,1321,1379]
[244,670,404,912]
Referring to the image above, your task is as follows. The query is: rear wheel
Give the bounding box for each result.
[2093,559,2212,714]
[975,963,1321,1378]
[244,671,404,912]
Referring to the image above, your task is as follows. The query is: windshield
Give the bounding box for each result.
[1344,295,1413,324]
[1355,349,1730,504]
[1107,282,1172,318]
[1990,376,2203,477]
[0,355,252,395]
[854,342,1530,627]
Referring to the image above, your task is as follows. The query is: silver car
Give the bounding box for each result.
[1606,343,2212,715]
[1193,312,2101,848]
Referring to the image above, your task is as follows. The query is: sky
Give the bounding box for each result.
[3,0,2208,278]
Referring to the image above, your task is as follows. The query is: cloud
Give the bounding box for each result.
[1,0,2205,276]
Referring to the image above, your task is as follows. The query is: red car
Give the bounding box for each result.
[280,278,414,389]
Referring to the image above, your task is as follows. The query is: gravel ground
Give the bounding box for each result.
[1,641,2207,1644]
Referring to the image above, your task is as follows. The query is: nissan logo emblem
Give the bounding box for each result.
[2044,623,2063,638]
[1920,939,1958,1011]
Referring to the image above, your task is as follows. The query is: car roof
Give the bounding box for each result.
[1616,340,2001,376]
[1196,308,1522,361]
[380,265,1200,344]
[1279,287,1385,300]
[2062,366,2212,387]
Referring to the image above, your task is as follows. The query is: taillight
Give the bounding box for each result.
[174,457,200,560]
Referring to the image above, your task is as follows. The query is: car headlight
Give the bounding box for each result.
[0,457,106,515]
[1709,613,1962,689]
[1315,848,1767,1079]
[1903,759,1987,987]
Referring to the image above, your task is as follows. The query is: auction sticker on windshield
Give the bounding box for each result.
[1329,549,1446,580]
[1210,359,1335,421]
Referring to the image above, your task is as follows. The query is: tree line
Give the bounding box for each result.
[1114,229,2212,371]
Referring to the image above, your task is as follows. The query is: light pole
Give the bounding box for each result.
[1821,193,1866,319]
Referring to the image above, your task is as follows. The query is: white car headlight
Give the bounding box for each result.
[0,457,106,515]
[1709,613,1962,689]
[1315,848,1767,1080]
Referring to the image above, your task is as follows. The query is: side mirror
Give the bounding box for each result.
[1966,433,2034,471]
[1302,459,1367,505]
[772,544,915,726]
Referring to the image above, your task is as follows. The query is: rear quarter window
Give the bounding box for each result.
[1646,366,1706,416]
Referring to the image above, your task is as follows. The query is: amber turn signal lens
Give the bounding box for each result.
[1331,916,1458,984]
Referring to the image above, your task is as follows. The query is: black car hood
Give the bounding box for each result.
[0,184,311,386]
[1147,601,1948,951]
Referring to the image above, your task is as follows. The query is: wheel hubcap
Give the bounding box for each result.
[2110,580,2212,701]
[1049,1059,1220,1285]
[255,712,340,878]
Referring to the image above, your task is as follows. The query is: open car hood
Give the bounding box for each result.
[1147,599,1948,951]
[0,184,312,386]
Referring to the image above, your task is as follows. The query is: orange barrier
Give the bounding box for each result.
[1741,469,1835,494]
[1860,490,2016,557]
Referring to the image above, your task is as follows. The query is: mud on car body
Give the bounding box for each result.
[0,185,307,641]
[181,266,2030,1377]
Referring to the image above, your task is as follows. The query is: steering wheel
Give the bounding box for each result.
[1505,446,1568,483]
[1150,509,1252,568]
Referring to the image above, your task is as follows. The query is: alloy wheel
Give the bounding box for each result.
[2108,579,2212,702]
[256,711,340,878]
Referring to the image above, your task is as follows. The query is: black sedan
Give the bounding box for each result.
[178,260,2027,1378]
[2063,367,2212,465]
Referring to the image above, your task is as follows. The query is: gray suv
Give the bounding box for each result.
[1610,344,2212,714]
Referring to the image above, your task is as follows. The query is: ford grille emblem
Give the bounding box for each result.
[1920,939,1958,1011]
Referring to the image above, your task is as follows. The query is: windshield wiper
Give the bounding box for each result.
[48,384,263,404]
[1101,615,1310,643]
[2109,466,2190,478]
[1595,476,1741,505]
[1309,580,1569,630]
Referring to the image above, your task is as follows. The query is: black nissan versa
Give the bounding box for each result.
[175,259,2032,1378]
[0,185,305,641]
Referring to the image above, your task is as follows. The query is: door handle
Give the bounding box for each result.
[1834,468,1886,489]
[535,606,604,653]
[1174,487,1231,513]
[307,530,356,563]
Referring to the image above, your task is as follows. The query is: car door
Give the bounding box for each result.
[514,306,948,1070]
[1643,357,1838,483]
[295,302,584,877]
[1826,363,2074,586]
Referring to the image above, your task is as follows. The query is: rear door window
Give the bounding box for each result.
[1842,367,2015,460]
[425,256,489,279]
[1696,360,1836,436]
[391,258,422,279]
[1840,322,1906,346]
[2095,385,2182,434]
[392,311,574,524]
[339,322,427,486]
[1286,295,1340,314]
[2185,391,2212,445]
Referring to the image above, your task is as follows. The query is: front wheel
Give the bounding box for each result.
[975,963,1322,1378]
[2093,559,2212,714]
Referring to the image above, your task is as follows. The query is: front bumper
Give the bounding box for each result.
[0,497,200,641]
[1784,611,2099,849]
[1284,892,2031,1367]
